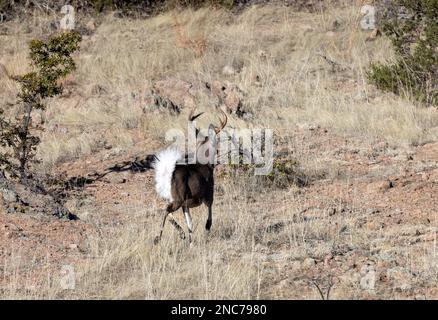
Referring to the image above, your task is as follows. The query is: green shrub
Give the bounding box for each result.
[222,158,307,189]
[0,31,81,180]
[367,0,438,106]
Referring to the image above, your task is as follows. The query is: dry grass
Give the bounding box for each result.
[2,3,437,167]
[1,1,437,300]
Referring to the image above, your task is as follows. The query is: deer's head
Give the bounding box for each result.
[188,106,227,166]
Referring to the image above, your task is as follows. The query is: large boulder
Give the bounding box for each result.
[208,80,244,116]
[151,79,196,112]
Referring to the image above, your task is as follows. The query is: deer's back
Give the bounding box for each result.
[172,164,214,207]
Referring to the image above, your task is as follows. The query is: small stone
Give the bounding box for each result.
[332,20,341,30]
[105,172,128,184]
[1,188,18,203]
[324,254,333,266]
[152,79,195,111]
[0,63,11,79]
[377,180,394,192]
[303,257,316,268]
[257,50,268,59]
[85,19,96,31]
[222,65,236,76]
[366,28,382,42]
[387,267,412,290]
[297,123,319,131]
[0,25,9,35]
[90,84,107,96]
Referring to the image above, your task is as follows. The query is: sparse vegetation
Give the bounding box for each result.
[224,158,307,189]
[0,1,437,300]
[0,31,81,179]
[367,0,438,106]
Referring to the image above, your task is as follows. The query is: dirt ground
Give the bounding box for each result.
[1,126,437,299]
[0,2,437,299]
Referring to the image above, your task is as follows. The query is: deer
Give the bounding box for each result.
[151,106,227,246]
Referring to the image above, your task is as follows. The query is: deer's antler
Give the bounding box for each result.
[188,105,204,122]
[213,107,227,134]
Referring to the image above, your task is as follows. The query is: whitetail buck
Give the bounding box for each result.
[151,107,227,245]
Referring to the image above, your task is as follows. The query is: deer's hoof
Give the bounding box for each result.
[205,219,212,231]
[153,236,161,245]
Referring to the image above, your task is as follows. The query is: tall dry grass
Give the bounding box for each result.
[2,2,437,168]
[1,1,437,299]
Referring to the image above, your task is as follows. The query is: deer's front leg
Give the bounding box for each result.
[154,210,169,245]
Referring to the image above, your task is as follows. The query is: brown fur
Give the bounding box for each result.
[154,107,227,245]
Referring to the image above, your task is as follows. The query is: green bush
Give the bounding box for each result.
[367,0,438,106]
[222,158,307,189]
[0,31,81,180]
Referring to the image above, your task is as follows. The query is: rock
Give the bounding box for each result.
[85,19,97,32]
[49,20,59,32]
[297,123,319,131]
[103,147,124,160]
[376,249,396,262]
[302,257,316,268]
[0,25,8,35]
[257,50,268,59]
[360,264,377,293]
[90,84,107,96]
[366,28,382,42]
[222,65,236,76]
[32,110,44,126]
[150,94,181,114]
[105,172,128,184]
[387,267,412,290]
[377,180,395,192]
[210,80,227,97]
[332,20,341,30]
[59,126,69,134]
[0,187,18,203]
[152,79,195,111]
[226,91,242,110]
[297,24,313,33]
[0,63,11,79]
[324,254,333,266]
[209,81,244,115]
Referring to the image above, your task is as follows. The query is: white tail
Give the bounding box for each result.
[152,148,182,202]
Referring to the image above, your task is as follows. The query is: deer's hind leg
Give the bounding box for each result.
[169,216,186,240]
[154,202,183,245]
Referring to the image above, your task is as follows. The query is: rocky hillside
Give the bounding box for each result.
[0,2,437,299]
